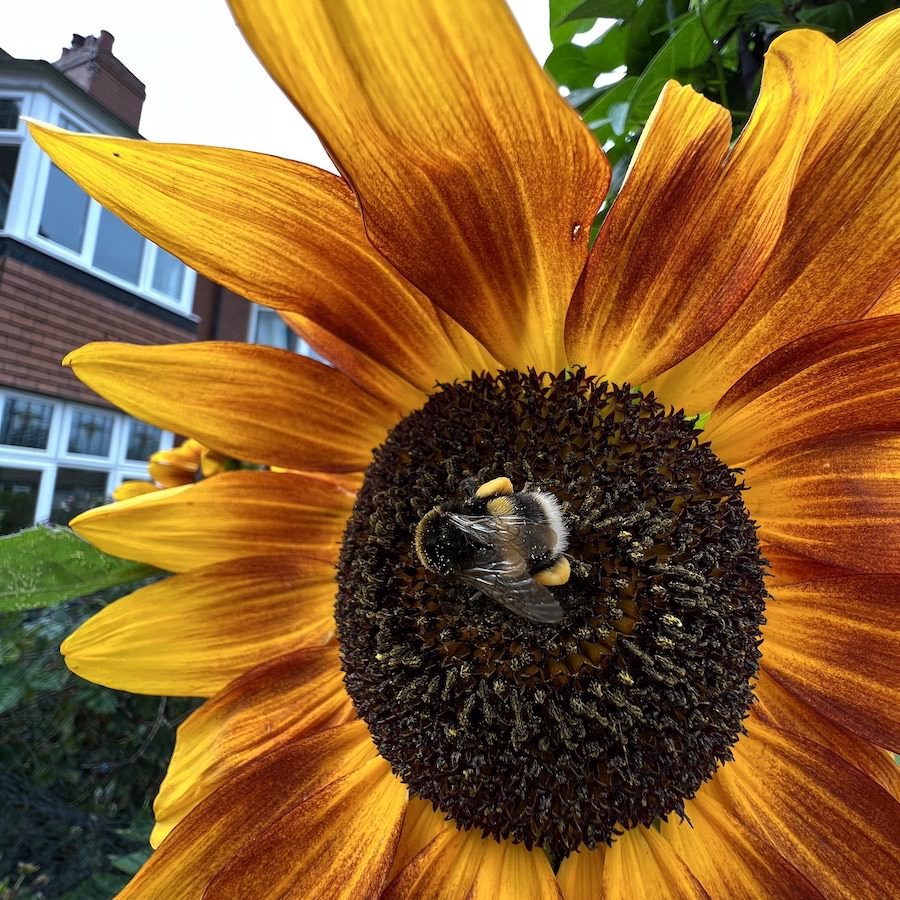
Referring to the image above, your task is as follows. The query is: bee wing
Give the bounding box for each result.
[445,512,558,557]
[459,548,564,624]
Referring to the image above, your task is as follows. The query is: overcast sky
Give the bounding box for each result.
[3,0,554,171]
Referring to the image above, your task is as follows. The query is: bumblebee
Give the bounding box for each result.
[414,476,570,624]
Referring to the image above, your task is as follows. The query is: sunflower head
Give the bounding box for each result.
[336,367,766,854]
[26,2,900,897]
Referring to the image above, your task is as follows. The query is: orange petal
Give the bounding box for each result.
[65,341,396,472]
[205,756,407,899]
[658,789,813,898]
[705,316,900,466]
[868,276,900,318]
[387,797,452,885]
[229,0,609,371]
[761,575,900,749]
[649,12,900,412]
[762,542,855,588]
[153,644,354,845]
[745,433,900,573]
[26,123,471,408]
[567,29,837,384]
[558,828,705,900]
[119,721,376,898]
[60,555,337,697]
[715,719,900,898]
[754,668,900,800]
[70,469,353,572]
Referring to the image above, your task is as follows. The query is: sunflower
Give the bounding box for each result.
[113,438,231,500]
[29,2,899,897]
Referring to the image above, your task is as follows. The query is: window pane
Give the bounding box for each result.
[152,246,186,299]
[0,145,19,229]
[39,164,90,252]
[0,98,20,131]
[50,467,108,524]
[93,208,145,283]
[67,409,114,456]
[126,420,162,461]
[0,468,41,535]
[1,397,53,448]
[253,307,293,350]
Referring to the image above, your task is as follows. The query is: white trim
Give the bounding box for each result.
[0,387,174,531]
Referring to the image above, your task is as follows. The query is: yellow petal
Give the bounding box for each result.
[705,316,900,466]
[469,839,562,900]
[153,645,354,846]
[558,828,705,900]
[659,789,812,897]
[567,29,837,384]
[205,756,407,900]
[745,433,900,573]
[716,719,900,898]
[25,123,471,409]
[61,555,336,697]
[387,797,452,885]
[762,575,900,749]
[119,721,376,898]
[112,481,157,501]
[70,469,353,572]
[385,818,561,900]
[383,827,488,900]
[754,669,900,800]
[229,0,609,371]
[65,341,396,472]
[650,12,900,411]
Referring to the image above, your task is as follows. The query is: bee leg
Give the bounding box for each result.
[475,476,514,499]
[534,556,571,587]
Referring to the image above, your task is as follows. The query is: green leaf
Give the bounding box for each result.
[108,848,152,876]
[625,0,757,130]
[545,23,629,89]
[560,0,638,24]
[583,75,638,139]
[625,0,686,74]
[797,1,856,39]
[0,525,159,612]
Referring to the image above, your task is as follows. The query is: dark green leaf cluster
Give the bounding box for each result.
[547,0,895,219]
[0,590,197,898]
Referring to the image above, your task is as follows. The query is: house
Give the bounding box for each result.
[0,31,301,535]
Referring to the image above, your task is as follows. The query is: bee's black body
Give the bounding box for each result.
[414,478,569,624]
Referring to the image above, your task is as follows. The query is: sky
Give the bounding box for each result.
[2,0,554,171]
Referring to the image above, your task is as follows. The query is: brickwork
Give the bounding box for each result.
[193,277,252,342]
[0,256,195,406]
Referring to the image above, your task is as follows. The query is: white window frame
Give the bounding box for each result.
[0,387,174,528]
[0,88,197,317]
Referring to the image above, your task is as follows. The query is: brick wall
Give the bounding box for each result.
[0,255,195,407]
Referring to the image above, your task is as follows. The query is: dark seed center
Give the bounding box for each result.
[335,369,765,856]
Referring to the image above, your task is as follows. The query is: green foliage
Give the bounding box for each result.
[0,591,197,897]
[547,0,896,218]
[0,527,158,613]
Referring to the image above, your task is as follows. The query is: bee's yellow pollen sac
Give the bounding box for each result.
[534,556,571,586]
[475,476,514,498]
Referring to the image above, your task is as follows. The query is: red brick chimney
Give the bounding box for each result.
[52,31,146,130]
